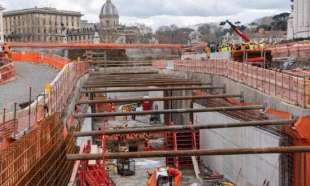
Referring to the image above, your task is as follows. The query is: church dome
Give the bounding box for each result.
[100,0,119,18]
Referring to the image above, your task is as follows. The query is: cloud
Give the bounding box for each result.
[121,9,285,30]
[0,0,291,30]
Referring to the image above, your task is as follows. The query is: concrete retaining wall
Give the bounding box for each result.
[194,103,282,186]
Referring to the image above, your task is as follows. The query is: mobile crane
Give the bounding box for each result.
[220,20,272,68]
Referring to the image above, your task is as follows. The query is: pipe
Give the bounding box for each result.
[77,94,242,105]
[66,146,310,160]
[74,105,264,118]
[80,85,220,94]
[73,119,296,137]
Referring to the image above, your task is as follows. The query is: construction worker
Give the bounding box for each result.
[248,42,255,50]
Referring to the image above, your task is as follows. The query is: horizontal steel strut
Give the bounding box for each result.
[67,146,310,160]
[73,119,296,137]
[83,82,203,88]
[74,105,264,118]
[77,94,242,105]
[80,85,222,94]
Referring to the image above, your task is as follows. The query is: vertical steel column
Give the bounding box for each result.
[2,108,5,125]
[90,92,96,144]
[13,103,17,138]
[28,87,32,129]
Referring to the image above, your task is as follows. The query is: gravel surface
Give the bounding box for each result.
[0,62,59,111]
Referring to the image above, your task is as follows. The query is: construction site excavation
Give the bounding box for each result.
[2,0,310,186]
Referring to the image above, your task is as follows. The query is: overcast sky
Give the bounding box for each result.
[0,0,291,30]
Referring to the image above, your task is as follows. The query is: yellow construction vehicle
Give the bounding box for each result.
[147,167,182,186]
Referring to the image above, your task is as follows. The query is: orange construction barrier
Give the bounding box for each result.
[11,52,71,69]
[265,108,292,120]
[0,63,16,85]
[283,117,310,186]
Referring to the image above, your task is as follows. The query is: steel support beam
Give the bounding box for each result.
[77,94,242,105]
[80,85,221,94]
[73,119,296,137]
[87,78,191,82]
[86,80,198,84]
[89,71,159,75]
[83,82,203,88]
[74,105,264,118]
[67,146,310,160]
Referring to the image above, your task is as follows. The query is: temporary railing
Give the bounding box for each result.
[0,63,16,85]
[153,60,310,108]
[0,53,89,149]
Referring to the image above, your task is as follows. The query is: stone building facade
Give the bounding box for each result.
[287,0,310,39]
[3,7,83,42]
[2,1,148,44]
[0,5,4,43]
[99,0,140,43]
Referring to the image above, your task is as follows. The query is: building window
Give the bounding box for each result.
[106,20,110,26]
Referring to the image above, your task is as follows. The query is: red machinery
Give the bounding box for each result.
[220,20,272,67]
[78,138,115,186]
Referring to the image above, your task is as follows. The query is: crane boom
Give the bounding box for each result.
[221,20,251,42]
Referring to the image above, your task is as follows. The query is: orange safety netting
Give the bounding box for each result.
[153,60,310,108]
[11,52,71,69]
[269,43,310,59]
